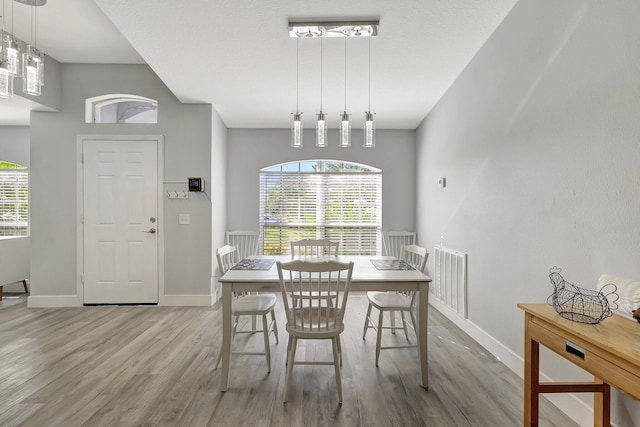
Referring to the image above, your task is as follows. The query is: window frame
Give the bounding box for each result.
[259,160,382,255]
[0,161,29,238]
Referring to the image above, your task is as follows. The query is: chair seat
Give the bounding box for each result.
[233,294,277,314]
[287,307,344,336]
[367,291,412,310]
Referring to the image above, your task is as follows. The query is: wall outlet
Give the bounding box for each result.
[438,177,446,188]
[178,213,190,225]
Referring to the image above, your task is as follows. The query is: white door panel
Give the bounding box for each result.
[83,139,158,304]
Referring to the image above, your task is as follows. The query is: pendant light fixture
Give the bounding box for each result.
[364,36,375,148]
[291,38,303,148]
[0,0,46,98]
[22,5,44,95]
[316,37,327,147]
[288,20,379,149]
[338,37,350,148]
[2,0,20,77]
[0,0,13,98]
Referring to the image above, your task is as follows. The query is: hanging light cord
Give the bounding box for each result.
[33,6,37,47]
[319,37,323,112]
[296,38,299,113]
[368,36,371,112]
[344,37,347,111]
[30,6,34,45]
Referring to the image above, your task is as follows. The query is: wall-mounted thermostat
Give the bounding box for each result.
[438,177,446,188]
[188,177,204,192]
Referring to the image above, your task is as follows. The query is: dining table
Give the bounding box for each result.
[217,255,432,391]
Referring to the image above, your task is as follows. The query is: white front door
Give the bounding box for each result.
[83,138,159,304]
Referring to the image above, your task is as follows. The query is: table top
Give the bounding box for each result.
[518,303,640,368]
[219,255,432,284]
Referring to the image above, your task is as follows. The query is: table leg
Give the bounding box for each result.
[418,281,429,389]
[594,377,611,427]
[219,283,233,391]
[524,313,539,426]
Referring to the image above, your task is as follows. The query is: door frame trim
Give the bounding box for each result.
[76,134,165,305]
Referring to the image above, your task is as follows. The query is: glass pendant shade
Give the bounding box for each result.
[0,64,13,98]
[316,111,328,147]
[338,111,351,148]
[22,45,43,95]
[291,112,303,148]
[364,112,375,148]
[2,34,21,76]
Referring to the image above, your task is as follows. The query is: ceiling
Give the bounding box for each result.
[1,0,519,129]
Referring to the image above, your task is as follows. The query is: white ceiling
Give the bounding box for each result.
[1,0,518,129]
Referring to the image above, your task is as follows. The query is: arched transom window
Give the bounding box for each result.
[85,94,158,124]
[259,160,382,255]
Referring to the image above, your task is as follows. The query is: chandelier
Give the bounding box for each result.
[289,20,379,148]
[0,0,46,99]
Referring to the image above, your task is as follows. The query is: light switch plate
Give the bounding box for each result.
[178,213,190,225]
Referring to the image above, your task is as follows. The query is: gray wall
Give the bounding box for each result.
[227,128,416,238]
[0,126,30,166]
[0,126,30,292]
[29,64,214,300]
[416,0,640,423]
[211,109,228,295]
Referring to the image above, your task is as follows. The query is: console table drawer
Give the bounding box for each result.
[529,320,640,400]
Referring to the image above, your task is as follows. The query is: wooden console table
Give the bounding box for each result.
[518,303,640,427]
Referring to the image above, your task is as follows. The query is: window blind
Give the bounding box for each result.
[0,167,29,237]
[259,162,381,255]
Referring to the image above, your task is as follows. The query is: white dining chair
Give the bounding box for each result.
[289,239,340,307]
[290,238,339,257]
[214,245,279,373]
[226,230,262,329]
[382,231,416,258]
[362,244,428,366]
[226,230,260,259]
[277,259,353,404]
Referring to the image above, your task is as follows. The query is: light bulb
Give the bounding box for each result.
[291,113,303,148]
[364,112,375,148]
[316,111,328,147]
[339,112,350,148]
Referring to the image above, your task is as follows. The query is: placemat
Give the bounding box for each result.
[231,258,275,270]
[370,259,415,270]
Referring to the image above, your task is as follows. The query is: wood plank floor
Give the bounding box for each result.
[0,294,576,427]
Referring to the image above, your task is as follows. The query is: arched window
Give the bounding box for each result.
[259,160,382,255]
[0,161,28,237]
[85,94,158,124]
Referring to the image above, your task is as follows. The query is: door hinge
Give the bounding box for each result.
[81,274,84,285]
[81,153,84,163]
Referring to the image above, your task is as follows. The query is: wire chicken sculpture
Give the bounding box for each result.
[547,267,619,324]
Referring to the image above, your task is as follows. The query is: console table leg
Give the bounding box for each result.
[524,313,539,427]
[594,377,611,427]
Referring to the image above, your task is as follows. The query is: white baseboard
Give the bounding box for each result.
[27,295,82,307]
[429,298,594,427]
[27,294,215,307]
[162,294,215,306]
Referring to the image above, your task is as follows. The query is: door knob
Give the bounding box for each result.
[143,228,157,234]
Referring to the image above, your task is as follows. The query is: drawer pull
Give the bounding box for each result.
[566,341,585,360]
